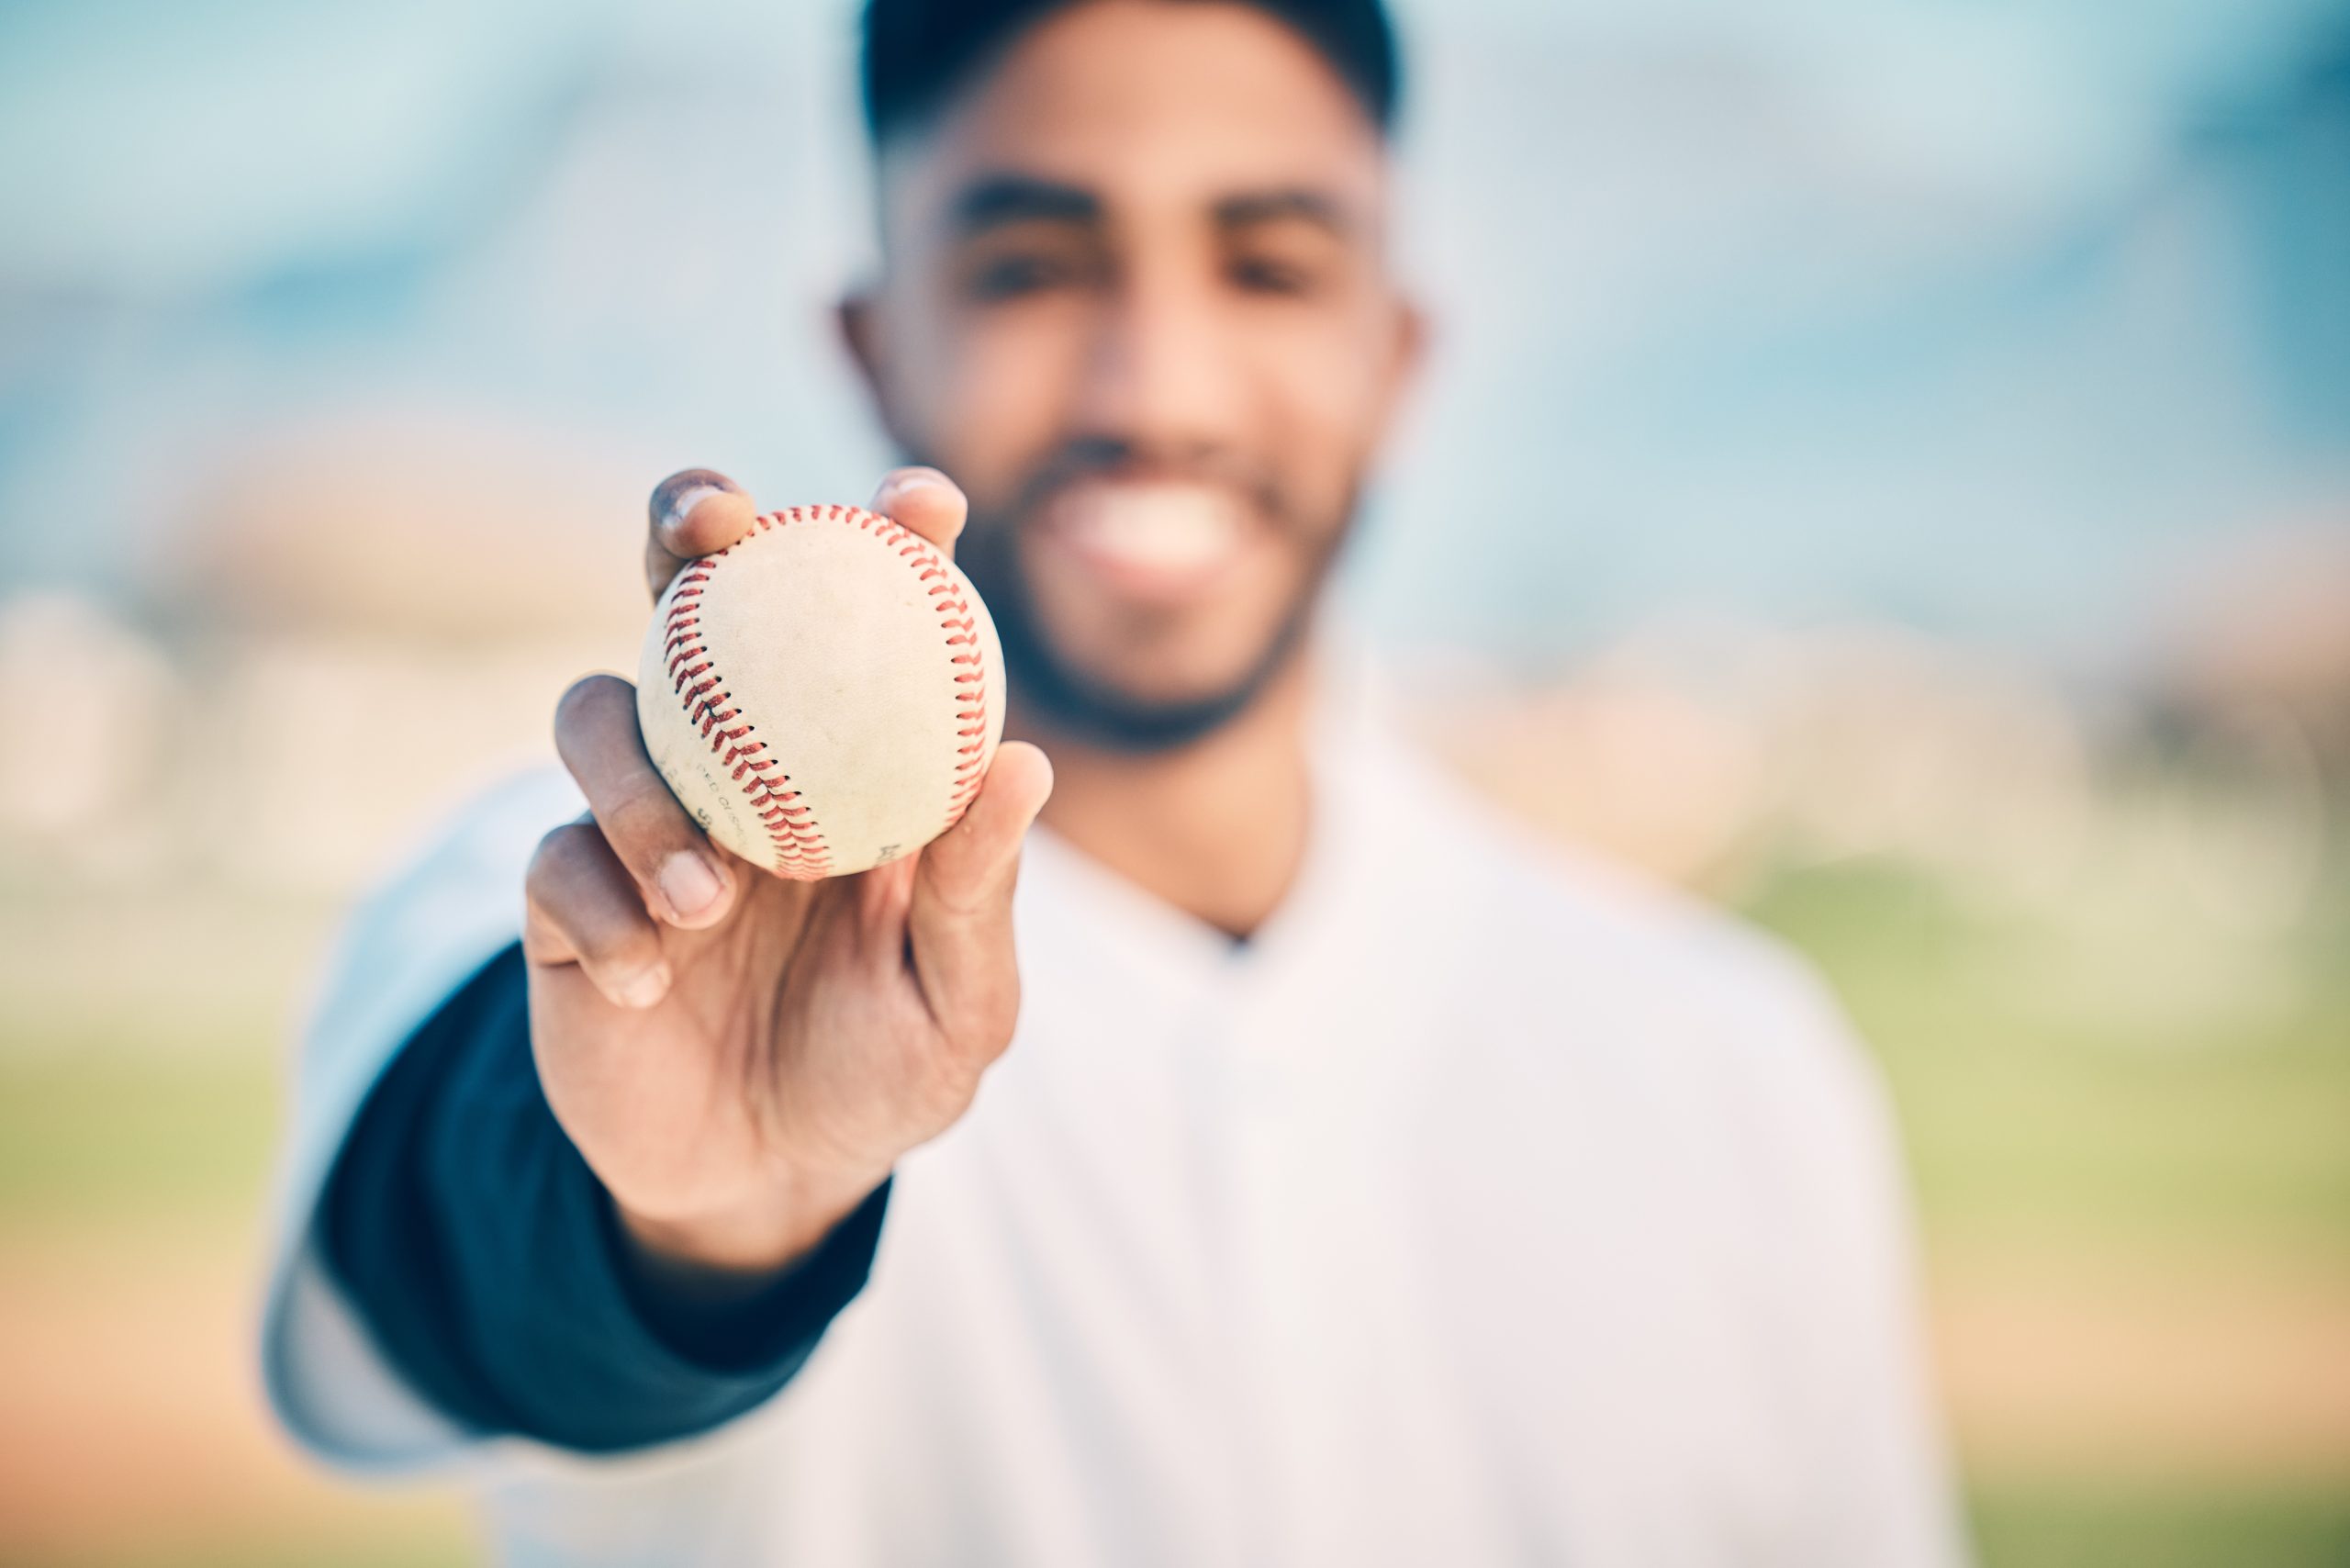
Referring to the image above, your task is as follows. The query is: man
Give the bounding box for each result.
[263,1,1965,1562]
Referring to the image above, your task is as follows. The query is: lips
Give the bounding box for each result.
[1037,481,1254,605]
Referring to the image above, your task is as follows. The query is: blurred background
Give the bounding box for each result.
[2,0,2345,1563]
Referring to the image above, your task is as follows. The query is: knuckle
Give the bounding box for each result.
[978,979,1023,1055]
[519,923,562,966]
[525,822,599,899]
[555,672,632,733]
[579,920,658,973]
[939,970,1020,1067]
[605,778,687,857]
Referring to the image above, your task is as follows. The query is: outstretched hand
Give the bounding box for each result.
[523,467,1051,1288]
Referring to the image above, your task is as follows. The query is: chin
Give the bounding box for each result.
[998,608,1315,755]
[957,474,1340,752]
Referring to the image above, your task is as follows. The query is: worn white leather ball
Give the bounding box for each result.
[636,503,1006,879]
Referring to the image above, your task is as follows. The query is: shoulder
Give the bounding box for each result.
[1372,736,1887,1145]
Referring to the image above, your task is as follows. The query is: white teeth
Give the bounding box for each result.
[1058,485,1244,573]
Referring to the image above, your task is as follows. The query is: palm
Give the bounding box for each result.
[531,852,983,1237]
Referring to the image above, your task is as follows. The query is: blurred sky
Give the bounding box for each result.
[1,0,2346,660]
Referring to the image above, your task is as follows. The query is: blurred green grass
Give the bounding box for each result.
[1966,1482,2350,1568]
[1743,857,2350,1265]
[0,877,323,1231]
[0,1050,283,1226]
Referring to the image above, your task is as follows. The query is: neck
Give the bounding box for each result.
[1014,652,1315,940]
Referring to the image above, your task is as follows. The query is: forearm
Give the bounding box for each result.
[318,944,888,1452]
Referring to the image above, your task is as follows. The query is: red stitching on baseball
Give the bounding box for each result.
[656,502,990,874]
[852,505,992,831]
[658,537,832,878]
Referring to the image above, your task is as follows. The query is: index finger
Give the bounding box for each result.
[645,469,762,599]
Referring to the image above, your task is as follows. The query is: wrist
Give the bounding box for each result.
[607,1170,892,1367]
[613,1162,887,1286]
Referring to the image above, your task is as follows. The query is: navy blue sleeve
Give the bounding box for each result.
[318,943,889,1453]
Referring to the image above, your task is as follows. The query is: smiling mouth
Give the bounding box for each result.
[1037,480,1254,602]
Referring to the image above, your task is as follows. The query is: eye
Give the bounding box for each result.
[1226,254,1318,297]
[968,253,1069,301]
[962,238,1111,303]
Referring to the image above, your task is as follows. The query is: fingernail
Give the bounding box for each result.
[660,481,731,532]
[658,852,725,919]
[875,470,946,509]
[620,962,671,1010]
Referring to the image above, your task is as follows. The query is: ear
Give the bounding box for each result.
[1373,293,1430,446]
[1393,295,1428,388]
[835,290,901,443]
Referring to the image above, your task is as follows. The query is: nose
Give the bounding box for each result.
[1069,252,1248,464]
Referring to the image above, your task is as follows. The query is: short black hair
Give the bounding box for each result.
[861,0,1401,147]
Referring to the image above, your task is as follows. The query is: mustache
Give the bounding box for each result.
[999,438,1286,530]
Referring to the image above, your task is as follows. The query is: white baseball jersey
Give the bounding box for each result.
[261,697,1965,1567]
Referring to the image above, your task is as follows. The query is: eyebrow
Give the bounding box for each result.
[1213,188,1356,238]
[944,175,1359,241]
[948,174,1102,237]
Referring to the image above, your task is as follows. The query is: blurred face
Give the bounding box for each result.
[849,0,1420,749]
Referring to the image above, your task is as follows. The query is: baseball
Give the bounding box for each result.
[636,502,1007,879]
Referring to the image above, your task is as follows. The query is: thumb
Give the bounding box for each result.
[906,742,1053,1048]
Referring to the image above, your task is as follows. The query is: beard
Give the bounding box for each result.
[941,438,1358,755]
